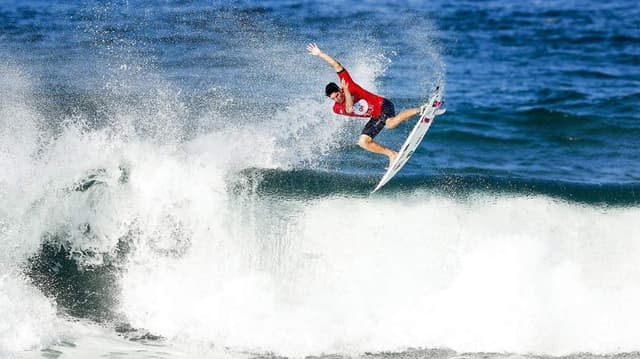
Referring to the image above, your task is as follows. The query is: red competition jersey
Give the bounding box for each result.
[332,69,385,119]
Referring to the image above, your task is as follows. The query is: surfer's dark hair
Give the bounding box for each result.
[325,82,340,97]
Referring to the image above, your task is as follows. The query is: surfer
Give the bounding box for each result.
[307,42,427,167]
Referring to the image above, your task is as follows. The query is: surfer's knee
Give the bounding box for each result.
[358,135,372,148]
[385,116,398,129]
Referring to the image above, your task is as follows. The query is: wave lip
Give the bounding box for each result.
[235,168,640,206]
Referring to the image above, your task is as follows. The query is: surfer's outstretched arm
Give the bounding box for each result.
[307,43,344,72]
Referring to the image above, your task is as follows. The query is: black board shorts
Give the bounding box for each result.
[361,99,396,139]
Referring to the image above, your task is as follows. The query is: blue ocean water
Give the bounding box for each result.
[1,1,639,358]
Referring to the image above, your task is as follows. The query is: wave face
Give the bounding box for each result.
[1,0,639,358]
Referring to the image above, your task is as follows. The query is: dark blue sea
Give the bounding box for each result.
[1,0,639,358]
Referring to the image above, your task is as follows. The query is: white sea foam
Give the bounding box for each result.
[0,50,356,355]
[118,191,640,357]
[0,274,62,354]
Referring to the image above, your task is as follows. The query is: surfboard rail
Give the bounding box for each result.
[372,88,445,193]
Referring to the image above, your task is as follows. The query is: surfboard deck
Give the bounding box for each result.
[372,87,445,193]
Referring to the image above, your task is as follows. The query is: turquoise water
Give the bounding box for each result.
[1,1,639,358]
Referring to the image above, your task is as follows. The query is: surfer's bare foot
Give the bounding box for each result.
[418,104,428,116]
[386,151,398,169]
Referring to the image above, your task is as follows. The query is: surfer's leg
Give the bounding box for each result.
[358,135,397,165]
[360,116,397,165]
[385,108,420,129]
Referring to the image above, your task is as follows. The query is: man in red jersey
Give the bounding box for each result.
[307,42,426,167]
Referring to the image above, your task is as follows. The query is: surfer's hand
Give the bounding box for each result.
[307,42,321,56]
[341,79,349,91]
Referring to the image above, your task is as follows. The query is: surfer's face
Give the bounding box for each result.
[329,90,344,104]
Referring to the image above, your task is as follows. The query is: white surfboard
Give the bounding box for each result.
[372,88,446,193]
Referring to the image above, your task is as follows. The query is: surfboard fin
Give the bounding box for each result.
[434,108,446,116]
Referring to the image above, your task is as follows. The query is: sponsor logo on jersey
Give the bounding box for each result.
[353,99,369,116]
